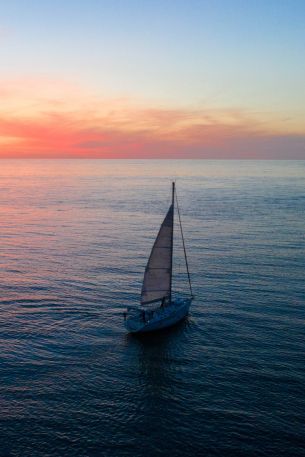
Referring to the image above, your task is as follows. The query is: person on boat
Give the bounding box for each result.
[160,297,166,308]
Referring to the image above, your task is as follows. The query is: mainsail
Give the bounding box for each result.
[141,204,174,305]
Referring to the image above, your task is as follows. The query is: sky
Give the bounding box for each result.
[0,0,304,158]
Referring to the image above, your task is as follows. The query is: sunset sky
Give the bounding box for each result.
[1,0,304,158]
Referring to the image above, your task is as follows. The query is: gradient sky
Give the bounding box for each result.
[0,0,304,158]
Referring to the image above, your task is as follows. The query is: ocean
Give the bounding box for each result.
[0,160,304,457]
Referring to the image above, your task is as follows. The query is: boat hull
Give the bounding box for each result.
[124,298,192,333]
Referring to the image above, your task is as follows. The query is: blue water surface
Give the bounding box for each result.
[0,160,304,457]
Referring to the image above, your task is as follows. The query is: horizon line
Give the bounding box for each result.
[1,157,304,161]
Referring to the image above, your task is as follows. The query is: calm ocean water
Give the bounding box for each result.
[0,160,304,457]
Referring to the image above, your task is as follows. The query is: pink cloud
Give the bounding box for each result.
[0,78,304,158]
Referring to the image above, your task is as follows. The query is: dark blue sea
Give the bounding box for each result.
[0,160,304,457]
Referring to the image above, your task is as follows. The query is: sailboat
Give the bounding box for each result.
[124,182,193,333]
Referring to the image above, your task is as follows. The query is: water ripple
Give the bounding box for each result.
[0,160,304,457]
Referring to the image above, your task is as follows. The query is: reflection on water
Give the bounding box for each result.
[0,160,304,457]
[131,318,191,382]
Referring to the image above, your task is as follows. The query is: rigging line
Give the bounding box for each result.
[169,182,175,305]
[175,189,193,297]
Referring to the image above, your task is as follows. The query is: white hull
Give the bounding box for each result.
[125,297,192,333]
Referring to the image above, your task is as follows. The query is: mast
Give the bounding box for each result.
[169,182,175,305]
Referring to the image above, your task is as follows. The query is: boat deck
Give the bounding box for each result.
[125,297,192,333]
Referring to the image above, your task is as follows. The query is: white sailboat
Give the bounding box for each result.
[124,182,193,333]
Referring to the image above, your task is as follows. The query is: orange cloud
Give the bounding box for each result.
[0,78,304,158]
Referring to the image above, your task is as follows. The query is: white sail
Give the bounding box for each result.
[141,205,173,305]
